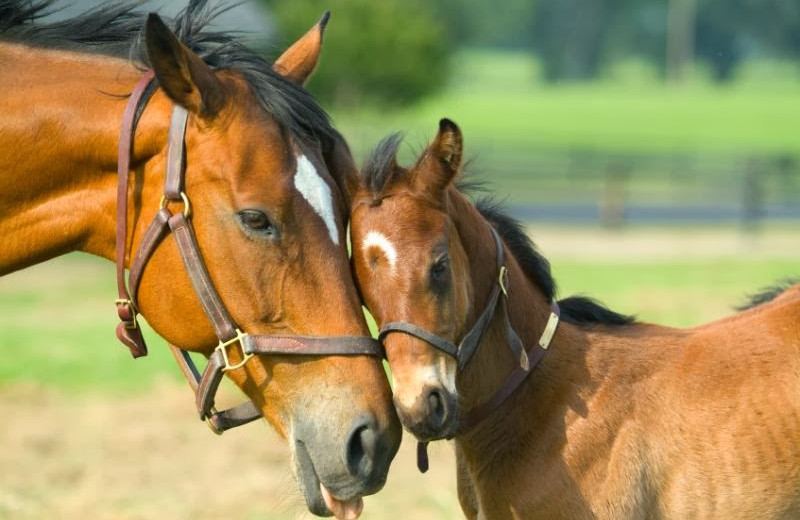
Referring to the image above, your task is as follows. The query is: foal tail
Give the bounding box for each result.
[737,277,800,311]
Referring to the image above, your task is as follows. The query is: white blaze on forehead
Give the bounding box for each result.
[293,154,339,245]
[362,231,398,271]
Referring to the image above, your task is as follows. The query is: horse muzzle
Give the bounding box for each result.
[292,412,400,518]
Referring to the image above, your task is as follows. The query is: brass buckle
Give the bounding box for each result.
[159,191,192,218]
[498,266,509,297]
[115,298,139,330]
[215,329,253,372]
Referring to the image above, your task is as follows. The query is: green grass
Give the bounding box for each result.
[331,50,800,161]
[0,253,180,392]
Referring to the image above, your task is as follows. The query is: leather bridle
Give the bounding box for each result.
[114,71,382,434]
[377,226,561,471]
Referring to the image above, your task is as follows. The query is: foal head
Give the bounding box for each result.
[349,120,472,440]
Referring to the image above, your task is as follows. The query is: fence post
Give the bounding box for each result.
[600,159,630,228]
[741,156,764,233]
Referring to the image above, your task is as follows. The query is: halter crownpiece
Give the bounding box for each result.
[114,70,383,433]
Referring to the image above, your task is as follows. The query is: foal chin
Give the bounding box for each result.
[385,334,460,441]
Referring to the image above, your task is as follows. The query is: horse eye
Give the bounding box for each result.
[430,255,450,282]
[238,209,274,233]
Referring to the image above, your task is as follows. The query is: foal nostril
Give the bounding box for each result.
[345,416,378,478]
[426,387,450,430]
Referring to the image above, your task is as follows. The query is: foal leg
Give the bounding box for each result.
[456,446,480,520]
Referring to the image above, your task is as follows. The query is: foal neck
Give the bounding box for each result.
[0,44,171,274]
[448,192,556,430]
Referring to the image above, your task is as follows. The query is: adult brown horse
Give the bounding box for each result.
[0,1,400,518]
[349,119,800,519]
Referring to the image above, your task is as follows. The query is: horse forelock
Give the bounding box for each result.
[360,132,406,199]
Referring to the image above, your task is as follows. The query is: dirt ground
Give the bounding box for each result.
[0,382,459,520]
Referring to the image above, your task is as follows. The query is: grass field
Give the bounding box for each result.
[1,224,797,519]
[332,50,800,160]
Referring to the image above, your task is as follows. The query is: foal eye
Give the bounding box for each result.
[238,209,275,234]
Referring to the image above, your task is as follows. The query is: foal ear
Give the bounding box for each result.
[273,11,329,85]
[144,13,225,117]
[415,118,463,197]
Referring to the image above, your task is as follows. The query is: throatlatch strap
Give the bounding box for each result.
[460,301,561,432]
[115,70,156,359]
[128,209,172,301]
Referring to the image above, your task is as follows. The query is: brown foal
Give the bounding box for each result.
[349,119,800,519]
[0,2,400,518]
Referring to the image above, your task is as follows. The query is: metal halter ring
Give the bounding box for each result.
[498,265,509,297]
[215,329,253,372]
[205,406,223,435]
[159,191,192,218]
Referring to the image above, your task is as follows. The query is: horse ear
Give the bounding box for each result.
[273,11,329,85]
[144,13,225,117]
[414,118,463,197]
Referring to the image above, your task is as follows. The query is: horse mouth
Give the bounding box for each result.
[294,440,365,519]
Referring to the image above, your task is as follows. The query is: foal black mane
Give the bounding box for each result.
[0,0,335,145]
[475,199,635,327]
[361,134,635,327]
[737,278,799,311]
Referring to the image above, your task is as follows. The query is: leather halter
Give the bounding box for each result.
[377,226,560,471]
[114,71,382,433]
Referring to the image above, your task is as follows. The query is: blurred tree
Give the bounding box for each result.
[666,0,696,83]
[529,0,800,83]
[263,0,449,107]
[428,0,535,49]
[696,0,800,82]
[531,0,629,82]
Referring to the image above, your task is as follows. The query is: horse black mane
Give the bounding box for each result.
[737,278,799,311]
[0,0,335,145]
[361,134,635,327]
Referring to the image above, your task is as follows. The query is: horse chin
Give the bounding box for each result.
[293,440,333,517]
[293,440,367,519]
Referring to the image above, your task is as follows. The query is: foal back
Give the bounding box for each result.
[488,285,800,520]
[647,284,800,519]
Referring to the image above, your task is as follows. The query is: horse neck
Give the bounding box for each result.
[0,43,170,275]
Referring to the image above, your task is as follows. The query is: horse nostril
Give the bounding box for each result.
[345,416,377,478]
[427,387,449,429]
